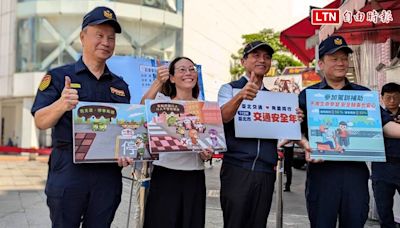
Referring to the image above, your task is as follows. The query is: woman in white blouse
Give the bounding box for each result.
[142,57,213,228]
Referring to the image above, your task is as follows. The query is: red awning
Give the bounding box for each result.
[281,0,400,64]
[280,0,341,64]
[326,0,400,44]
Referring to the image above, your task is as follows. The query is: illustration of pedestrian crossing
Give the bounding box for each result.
[147,123,226,153]
[147,123,168,135]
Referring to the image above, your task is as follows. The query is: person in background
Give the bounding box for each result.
[141,57,213,228]
[31,6,133,227]
[6,137,14,146]
[278,139,295,192]
[372,82,400,228]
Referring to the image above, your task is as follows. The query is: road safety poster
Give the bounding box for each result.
[233,90,301,140]
[306,89,385,162]
[145,100,227,153]
[72,102,158,163]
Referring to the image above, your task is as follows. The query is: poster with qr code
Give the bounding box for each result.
[107,56,205,103]
[72,102,158,163]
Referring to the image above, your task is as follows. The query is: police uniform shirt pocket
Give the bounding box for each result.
[69,79,89,101]
[111,93,129,103]
[77,89,89,101]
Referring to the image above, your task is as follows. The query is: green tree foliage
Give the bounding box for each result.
[230,29,303,80]
[273,54,303,73]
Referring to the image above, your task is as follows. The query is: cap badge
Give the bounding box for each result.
[334,38,343,46]
[103,10,113,19]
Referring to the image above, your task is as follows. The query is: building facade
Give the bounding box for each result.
[1,0,184,148]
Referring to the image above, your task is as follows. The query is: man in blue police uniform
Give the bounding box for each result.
[217,41,278,228]
[31,6,133,227]
[298,35,400,228]
[372,82,400,228]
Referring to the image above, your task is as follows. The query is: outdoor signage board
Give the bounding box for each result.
[72,102,157,163]
[306,89,385,162]
[233,90,301,140]
[145,100,227,154]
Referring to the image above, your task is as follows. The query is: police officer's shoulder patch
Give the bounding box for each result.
[39,74,52,91]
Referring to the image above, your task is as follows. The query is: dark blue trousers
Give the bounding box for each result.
[372,180,400,228]
[306,162,369,228]
[220,162,276,228]
[372,162,400,228]
[46,147,122,228]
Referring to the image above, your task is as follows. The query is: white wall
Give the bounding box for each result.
[21,98,38,148]
[13,72,46,97]
[0,0,16,98]
[183,0,333,100]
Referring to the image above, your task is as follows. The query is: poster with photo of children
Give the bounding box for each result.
[72,102,158,163]
[306,89,386,162]
[145,100,227,153]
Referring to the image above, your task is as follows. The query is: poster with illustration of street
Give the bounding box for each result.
[306,89,385,162]
[72,102,158,163]
[145,100,227,153]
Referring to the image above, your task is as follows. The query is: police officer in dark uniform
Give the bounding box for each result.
[372,82,400,228]
[31,6,132,227]
[298,35,399,228]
